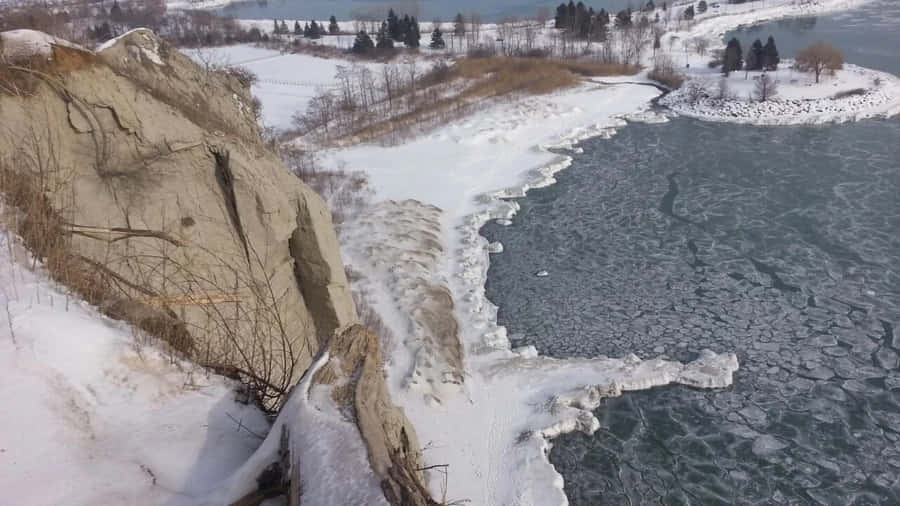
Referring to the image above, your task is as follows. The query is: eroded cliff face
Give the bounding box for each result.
[0,29,355,402]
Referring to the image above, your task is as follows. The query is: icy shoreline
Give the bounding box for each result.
[661,63,900,125]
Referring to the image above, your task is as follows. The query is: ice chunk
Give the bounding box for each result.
[752,435,788,456]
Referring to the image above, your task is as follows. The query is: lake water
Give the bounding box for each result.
[215,0,636,23]
[482,1,900,504]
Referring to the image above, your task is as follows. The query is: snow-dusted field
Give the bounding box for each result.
[0,226,270,505]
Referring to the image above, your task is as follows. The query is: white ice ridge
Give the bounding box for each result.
[204,352,388,506]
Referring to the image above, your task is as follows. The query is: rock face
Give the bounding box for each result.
[0,29,356,402]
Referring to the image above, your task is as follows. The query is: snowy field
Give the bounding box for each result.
[184,45,431,131]
[0,225,271,505]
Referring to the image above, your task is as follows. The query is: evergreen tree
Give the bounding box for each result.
[273,19,280,34]
[294,21,302,35]
[723,37,743,74]
[763,35,780,71]
[453,13,466,37]
[400,14,412,41]
[683,5,694,20]
[746,39,764,71]
[110,0,123,21]
[303,22,310,37]
[376,22,394,49]
[567,0,576,30]
[615,8,632,28]
[555,3,567,29]
[697,0,708,14]
[404,17,420,48]
[662,1,667,11]
[280,20,289,34]
[429,27,445,49]
[387,9,401,40]
[352,30,374,53]
[597,8,610,27]
[309,20,322,39]
[329,15,339,34]
[645,0,655,11]
[653,34,661,54]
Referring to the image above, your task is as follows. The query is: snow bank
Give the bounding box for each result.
[97,28,166,65]
[0,29,83,62]
[0,225,270,505]
[203,352,388,506]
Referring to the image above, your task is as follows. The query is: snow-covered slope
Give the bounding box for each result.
[0,226,270,505]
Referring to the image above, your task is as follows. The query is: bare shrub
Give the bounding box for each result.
[753,73,777,102]
[648,54,684,89]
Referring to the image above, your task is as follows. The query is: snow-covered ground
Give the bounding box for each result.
[164,0,900,504]
[324,78,740,506]
[654,0,900,124]
[661,61,900,125]
[0,225,271,505]
[184,45,431,131]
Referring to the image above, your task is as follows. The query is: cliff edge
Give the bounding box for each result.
[0,28,433,505]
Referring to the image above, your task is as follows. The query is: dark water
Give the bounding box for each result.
[483,116,900,505]
[724,0,900,75]
[482,3,900,504]
[215,0,636,23]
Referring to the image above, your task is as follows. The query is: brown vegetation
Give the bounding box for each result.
[794,42,844,83]
[293,55,637,146]
[647,54,684,89]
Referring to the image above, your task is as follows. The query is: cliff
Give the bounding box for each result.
[0,28,432,505]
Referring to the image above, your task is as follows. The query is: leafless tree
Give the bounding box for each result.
[717,76,731,100]
[753,72,778,102]
[794,42,844,83]
[694,37,709,57]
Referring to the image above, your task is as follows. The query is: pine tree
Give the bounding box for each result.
[280,20,288,34]
[698,0,708,14]
[294,21,302,35]
[453,13,466,37]
[352,30,374,53]
[303,22,310,37]
[387,9,400,40]
[747,39,764,71]
[763,35,780,71]
[309,20,322,39]
[110,0,123,21]
[615,8,632,27]
[404,17,420,48]
[273,19,280,34]
[555,3,567,29]
[597,9,610,27]
[329,15,339,34]
[429,27,445,49]
[723,37,743,74]
[683,5,694,20]
[376,22,395,49]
